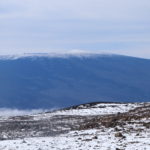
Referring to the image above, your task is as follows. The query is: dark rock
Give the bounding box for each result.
[143,122,150,128]
[115,132,124,137]
[93,136,98,139]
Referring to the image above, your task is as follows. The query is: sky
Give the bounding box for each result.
[0,0,150,58]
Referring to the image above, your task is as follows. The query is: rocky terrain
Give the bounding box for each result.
[0,102,150,150]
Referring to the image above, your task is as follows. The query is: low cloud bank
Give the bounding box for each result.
[0,108,55,117]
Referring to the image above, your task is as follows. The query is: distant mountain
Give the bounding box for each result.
[0,54,150,109]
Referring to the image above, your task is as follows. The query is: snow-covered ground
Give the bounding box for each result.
[0,126,149,150]
[0,102,149,150]
[52,103,144,116]
[33,103,144,120]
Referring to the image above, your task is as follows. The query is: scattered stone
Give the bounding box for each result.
[115,132,124,138]
[93,136,98,139]
[83,139,92,142]
[22,139,27,143]
[143,122,150,128]
[136,133,140,136]
[116,148,124,150]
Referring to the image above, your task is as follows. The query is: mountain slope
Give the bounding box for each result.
[0,54,150,109]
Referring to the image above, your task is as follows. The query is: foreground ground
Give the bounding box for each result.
[0,102,150,150]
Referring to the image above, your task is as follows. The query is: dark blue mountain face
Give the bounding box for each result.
[0,55,150,109]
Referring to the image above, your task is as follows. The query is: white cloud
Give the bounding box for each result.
[0,0,150,20]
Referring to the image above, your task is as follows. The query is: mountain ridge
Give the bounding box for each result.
[0,52,149,60]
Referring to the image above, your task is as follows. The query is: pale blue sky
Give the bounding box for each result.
[0,0,150,58]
